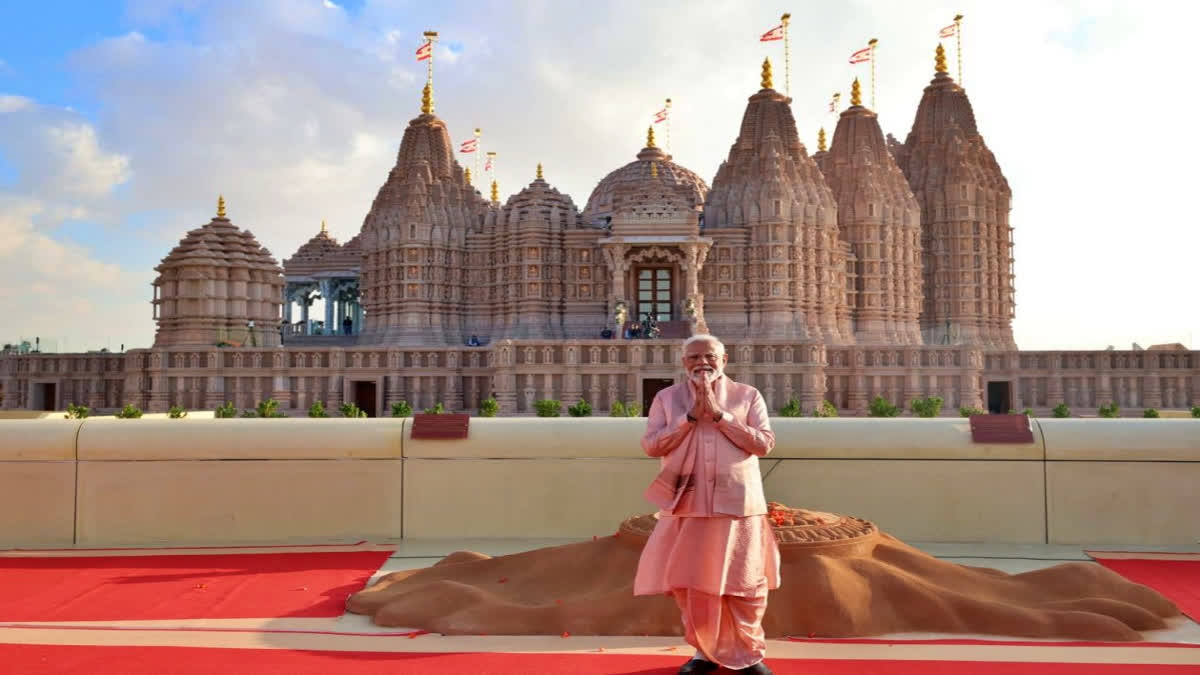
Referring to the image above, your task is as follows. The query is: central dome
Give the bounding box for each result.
[582,128,709,227]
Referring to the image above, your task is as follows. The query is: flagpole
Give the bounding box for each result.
[665,98,672,154]
[474,128,481,180]
[868,38,878,109]
[954,14,964,85]
[421,30,438,114]
[781,13,791,97]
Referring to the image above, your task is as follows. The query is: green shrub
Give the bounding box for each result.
[115,403,143,419]
[308,401,330,418]
[1098,402,1119,418]
[534,399,562,417]
[167,405,188,419]
[255,398,286,418]
[778,396,803,417]
[566,399,592,417]
[623,401,642,417]
[610,400,626,417]
[479,397,499,417]
[64,403,90,419]
[868,396,899,417]
[239,409,258,418]
[422,402,445,415]
[812,400,838,418]
[1191,405,1200,418]
[1142,408,1160,418]
[911,396,945,418]
[1052,403,1070,418]
[958,406,986,417]
[339,402,367,418]
[1022,407,1034,417]
[214,401,237,418]
[390,400,413,417]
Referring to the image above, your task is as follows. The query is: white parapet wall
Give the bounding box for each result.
[0,417,1196,547]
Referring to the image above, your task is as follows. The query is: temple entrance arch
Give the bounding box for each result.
[636,266,674,322]
[986,381,1012,414]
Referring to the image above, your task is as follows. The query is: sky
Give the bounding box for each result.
[0,0,1196,353]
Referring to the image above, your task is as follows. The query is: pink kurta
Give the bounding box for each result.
[634,376,781,598]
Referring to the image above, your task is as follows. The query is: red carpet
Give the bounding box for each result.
[0,550,392,621]
[1,644,1195,675]
[1090,555,1200,622]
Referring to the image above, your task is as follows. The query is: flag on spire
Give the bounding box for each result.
[459,138,478,153]
[939,22,957,38]
[653,106,669,123]
[415,41,432,61]
[760,24,784,42]
[849,46,872,64]
[484,152,495,171]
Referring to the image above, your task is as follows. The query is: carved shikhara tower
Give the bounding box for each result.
[19,45,1192,421]
[892,45,1015,349]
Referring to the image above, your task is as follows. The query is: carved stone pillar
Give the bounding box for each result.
[1045,353,1064,409]
[601,243,630,326]
[492,341,518,415]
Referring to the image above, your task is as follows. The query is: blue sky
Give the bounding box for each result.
[0,1,1197,353]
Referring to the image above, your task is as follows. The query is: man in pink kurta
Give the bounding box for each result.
[634,334,779,675]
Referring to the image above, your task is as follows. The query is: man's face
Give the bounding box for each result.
[681,339,728,380]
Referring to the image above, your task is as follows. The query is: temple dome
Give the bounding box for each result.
[497,165,580,230]
[582,129,708,227]
[152,197,284,348]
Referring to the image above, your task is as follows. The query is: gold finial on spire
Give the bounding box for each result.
[490,179,499,203]
[850,78,862,106]
[536,163,543,180]
[761,57,773,90]
[420,82,433,115]
[464,167,472,186]
[320,219,327,233]
[935,43,949,74]
[646,125,656,148]
[817,127,827,152]
[650,162,658,178]
[216,194,226,218]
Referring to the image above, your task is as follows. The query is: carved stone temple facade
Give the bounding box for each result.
[1,49,1196,417]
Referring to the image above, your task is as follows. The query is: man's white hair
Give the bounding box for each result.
[682,333,726,355]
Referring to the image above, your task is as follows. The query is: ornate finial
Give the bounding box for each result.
[935,43,949,74]
[646,126,656,148]
[216,194,226,218]
[761,57,773,90]
[850,78,862,106]
[420,82,433,115]
[320,219,327,233]
[490,179,499,203]
[817,127,827,152]
[536,163,543,180]
[464,167,472,186]
[650,162,658,178]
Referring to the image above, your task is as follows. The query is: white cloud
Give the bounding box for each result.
[0,95,32,113]
[323,0,341,8]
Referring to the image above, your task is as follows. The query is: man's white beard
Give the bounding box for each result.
[690,366,721,383]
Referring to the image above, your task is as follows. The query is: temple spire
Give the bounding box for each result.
[817,127,827,152]
[320,219,327,233]
[850,77,862,106]
[536,163,543,180]
[646,125,656,148]
[490,179,499,203]
[216,194,226,218]
[420,83,433,115]
[935,43,949,74]
[464,167,472,186]
[761,57,774,90]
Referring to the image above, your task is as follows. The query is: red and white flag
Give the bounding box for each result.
[653,107,669,123]
[760,24,784,42]
[849,46,872,64]
[484,155,494,171]
[459,139,478,153]
[939,23,957,38]
[415,41,432,61]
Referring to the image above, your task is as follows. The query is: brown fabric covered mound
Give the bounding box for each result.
[347,505,1179,641]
